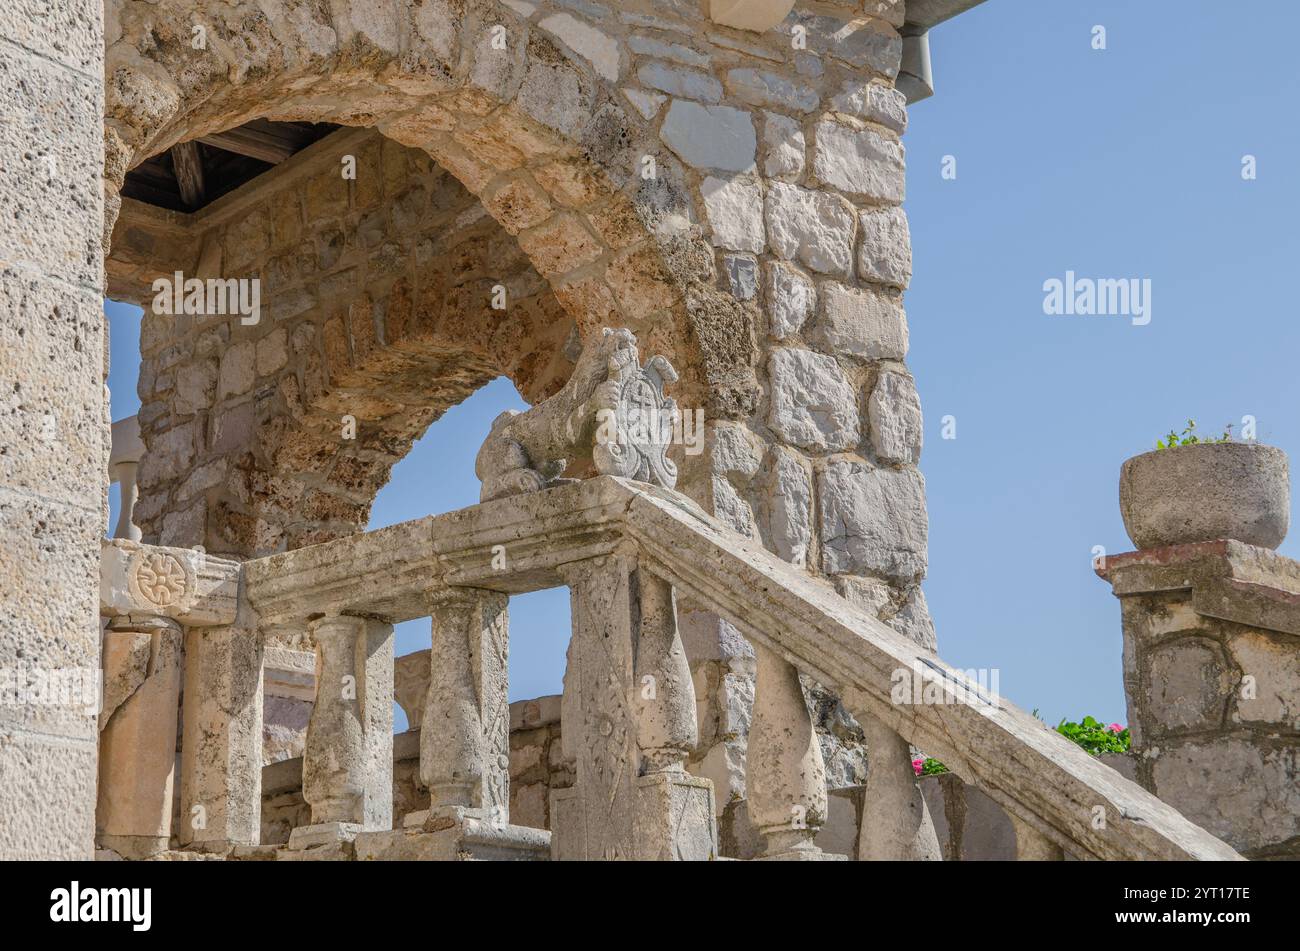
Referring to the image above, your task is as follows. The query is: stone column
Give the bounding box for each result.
[291,614,393,847]
[178,620,264,851]
[853,582,943,861]
[415,589,510,825]
[1098,541,1300,858]
[746,644,837,860]
[0,3,106,860]
[552,555,715,860]
[96,616,183,858]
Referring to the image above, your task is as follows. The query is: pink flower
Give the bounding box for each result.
[1109,723,1124,733]
[912,758,924,776]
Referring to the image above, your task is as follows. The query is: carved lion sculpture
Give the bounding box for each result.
[475,328,680,502]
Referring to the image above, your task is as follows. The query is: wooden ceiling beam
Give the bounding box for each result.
[196,120,313,165]
[170,141,205,209]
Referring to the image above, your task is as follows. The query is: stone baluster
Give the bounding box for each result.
[96,615,183,858]
[633,571,697,773]
[109,415,144,542]
[290,613,393,848]
[1009,813,1065,861]
[415,588,510,825]
[552,555,715,860]
[858,719,942,860]
[747,645,838,860]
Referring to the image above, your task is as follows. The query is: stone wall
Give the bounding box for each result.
[0,3,106,858]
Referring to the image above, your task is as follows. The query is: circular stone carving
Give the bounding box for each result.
[128,550,193,610]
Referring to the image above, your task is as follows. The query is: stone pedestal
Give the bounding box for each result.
[179,620,264,851]
[356,808,550,861]
[1098,540,1300,858]
[96,616,183,858]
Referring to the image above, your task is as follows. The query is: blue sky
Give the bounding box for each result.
[107,0,1300,726]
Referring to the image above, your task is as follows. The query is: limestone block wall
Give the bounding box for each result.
[0,4,106,858]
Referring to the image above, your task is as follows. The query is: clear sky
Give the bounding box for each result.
[106,0,1300,727]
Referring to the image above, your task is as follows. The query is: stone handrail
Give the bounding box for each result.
[243,476,1241,861]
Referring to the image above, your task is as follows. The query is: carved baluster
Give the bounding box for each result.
[858,719,942,860]
[552,556,715,860]
[633,571,696,773]
[290,613,392,848]
[553,555,639,860]
[1010,813,1066,860]
[631,569,715,860]
[747,645,838,860]
[417,589,510,825]
[97,616,183,858]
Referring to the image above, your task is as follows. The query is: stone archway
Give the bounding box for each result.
[104,0,759,557]
[103,0,935,853]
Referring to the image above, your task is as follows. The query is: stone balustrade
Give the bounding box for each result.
[234,476,1239,861]
[96,473,1245,860]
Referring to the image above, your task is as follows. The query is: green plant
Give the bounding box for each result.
[912,757,948,776]
[1156,419,1231,450]
[1055,716,1130,756]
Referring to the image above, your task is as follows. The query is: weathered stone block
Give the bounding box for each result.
[762,112,805,180]
[858,205,912,289]
[819,460,927,582]
[813,120,905,202]
[660,100,756,172]
[726,68,819,113]
[768,348,859,452]
[811,281,908,360]
[764,261,815,339]
[765,182,855,277]
[1146,637,1230,734]
[868,368,923,465]
[702,176,765,253]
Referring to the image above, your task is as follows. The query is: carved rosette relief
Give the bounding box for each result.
[126,549,195,613]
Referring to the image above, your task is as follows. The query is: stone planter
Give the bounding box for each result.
[1119,443,1289,550]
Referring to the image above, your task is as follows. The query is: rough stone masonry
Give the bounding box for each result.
[97,0,935,852]
[0,0,953,860]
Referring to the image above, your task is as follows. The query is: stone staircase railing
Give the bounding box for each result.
[233,475,1238,860]
[97,474,1243,859]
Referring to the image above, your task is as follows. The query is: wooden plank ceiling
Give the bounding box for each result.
[121,119,340,213]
